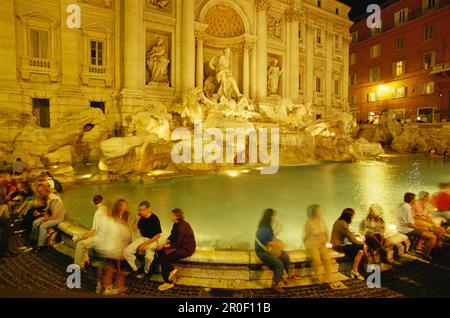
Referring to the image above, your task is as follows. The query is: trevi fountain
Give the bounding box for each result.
[0,0,449,288]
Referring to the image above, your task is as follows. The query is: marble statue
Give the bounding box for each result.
[209,48,243,102]
[267,59,282,95]
[146,37,170,84]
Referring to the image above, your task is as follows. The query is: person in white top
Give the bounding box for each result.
[31,180,65,251]
[73,195,108,270]
[396,192,437,260]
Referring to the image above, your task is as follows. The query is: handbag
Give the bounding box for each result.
[255,237,283,257]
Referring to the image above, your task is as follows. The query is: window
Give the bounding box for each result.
[90,101,105,114]
[316,29,322,45]
[368,92,380,102]
[370,44,381,58]
[371,21,382,36]
[349,95,357,105]
[425,82,435,94]
[30,29,49,59]
[369,66,381,82]
[394,8,408,26]
[350,53,357,65]
[90,40,104,66]
[317,0,321,8]
[424,25,433,40]
[32,98,50,128]
[336,8,339,15]
[350,73,357,86]
[316,77,322,93]
[396,35,404,50]
[417,82,435,94]
[422,0,438,13]
[351,32,358,43]
[393,60,406,77]
[423,52,436,69]
[392,86,407,99]
[334,79,340,95]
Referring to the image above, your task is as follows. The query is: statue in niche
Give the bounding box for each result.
[209,48,243,102]
[146,37,170,84]
[267,59,282,95]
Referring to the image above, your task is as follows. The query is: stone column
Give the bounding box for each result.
[342,34,351,111]
[286,8,301,100]
[123,0,144,90]
[181,0,196,91]
[243,42,252,97]
[195,32,205,90]
[255,0,270,100]
[0,0,17,83]
[325,26,333,118]
[305,22,315,105]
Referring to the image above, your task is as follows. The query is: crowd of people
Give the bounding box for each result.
[0,163,65,257]
[73,196,196,294]
[1,157,449,295]
[256,183,450,293]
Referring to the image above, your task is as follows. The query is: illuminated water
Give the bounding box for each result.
[64,155,449,250]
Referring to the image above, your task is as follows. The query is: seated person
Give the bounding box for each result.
[432,183,450,220]
[92,201,131,295]
[359,204,386,253]
[331,208,367,281]
[73,195,108,271]
[413,191,446,247]
[38,172,63,194]
[255,209,296,294]
[31,180,66,251]
[396,192,437,260]
[123,201,161,278]
[156,209,196,292]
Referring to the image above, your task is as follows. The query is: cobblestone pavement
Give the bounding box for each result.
[1,242,450,298]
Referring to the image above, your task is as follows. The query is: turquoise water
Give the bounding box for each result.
[64,155,450,250]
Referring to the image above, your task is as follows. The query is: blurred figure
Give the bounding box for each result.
[30,180,66,251]
[2,172,17,202]
[38,172,63,194]
[13,158,28,176]
[432,183,450,220]
[331,208,367,281]
[94,199,131,295]
[414,191,446,247]
[156,208,196,292]
[254,209,297,294]
[396,193,436,260]
[123,201,161,279]
[359,204,386,253]
[73,195,108,271]
[303,204,335,287]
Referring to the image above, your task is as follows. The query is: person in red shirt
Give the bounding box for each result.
[432,183,450,220]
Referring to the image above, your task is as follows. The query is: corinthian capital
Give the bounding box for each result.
[285,7,302,22]
[256,0,271,12]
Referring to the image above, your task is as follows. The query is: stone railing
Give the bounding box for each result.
[20,56,58,82]
[81,63,113,87]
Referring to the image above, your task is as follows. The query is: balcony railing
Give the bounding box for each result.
[81,63,113,87]
[29,57,51,69]
[430,62,450,74]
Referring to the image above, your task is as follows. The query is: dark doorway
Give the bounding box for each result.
[32,98,50,128]
[90,101,105,114]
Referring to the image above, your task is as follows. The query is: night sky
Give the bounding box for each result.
[339,0,394,20]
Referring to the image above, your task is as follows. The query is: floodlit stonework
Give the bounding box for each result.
[0,0,382,177]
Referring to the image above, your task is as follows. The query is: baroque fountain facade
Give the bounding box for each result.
[0,0,383,179]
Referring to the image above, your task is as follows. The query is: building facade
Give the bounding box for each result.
[349,0,450,124]
[0,0,351,130]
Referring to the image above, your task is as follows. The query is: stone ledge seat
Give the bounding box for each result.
[55,221,410,288]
